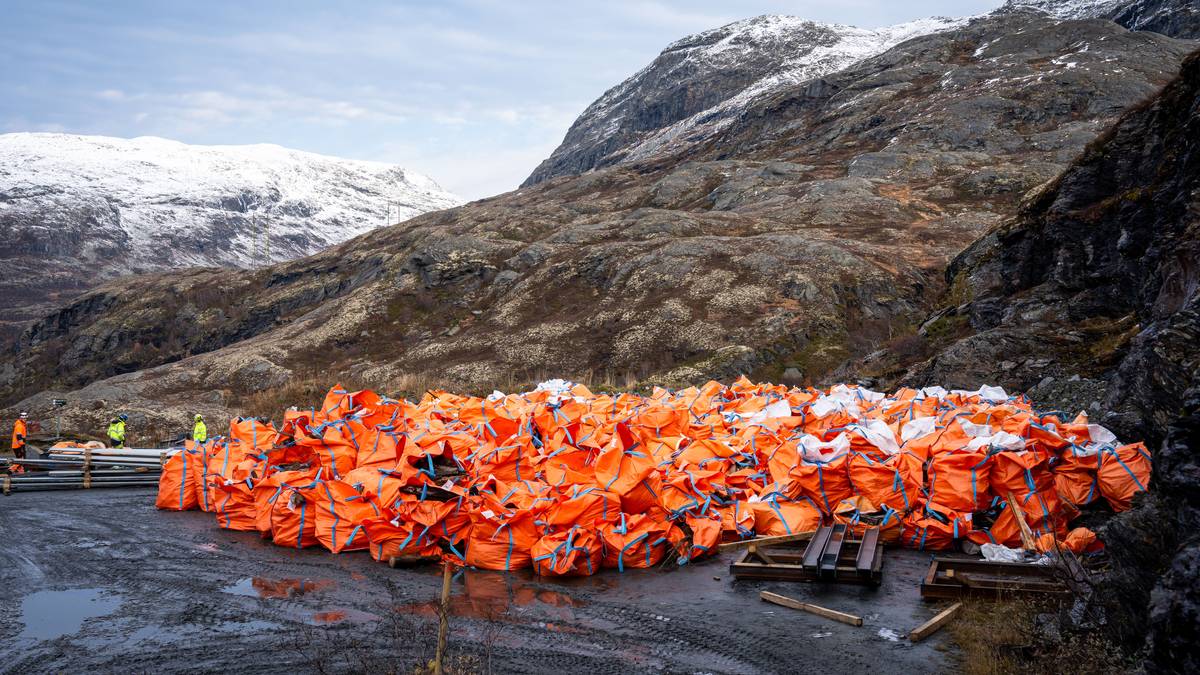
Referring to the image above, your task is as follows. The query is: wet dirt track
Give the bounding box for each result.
[0,489,952,673]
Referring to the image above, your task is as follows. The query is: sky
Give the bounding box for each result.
[1,0,1001,200]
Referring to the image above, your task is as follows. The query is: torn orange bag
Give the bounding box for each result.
[600,514,677,571]
[532,526,604,576]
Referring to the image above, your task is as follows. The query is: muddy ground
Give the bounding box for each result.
[0,488,954,673]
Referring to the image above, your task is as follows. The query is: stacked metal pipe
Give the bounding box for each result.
[2,447,177,493]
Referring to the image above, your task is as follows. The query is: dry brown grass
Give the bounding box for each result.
[947,597,1132,675]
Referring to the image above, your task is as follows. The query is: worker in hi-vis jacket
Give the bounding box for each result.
[107,414,128,449]
[11,412,28,459]
[192,414,207,443]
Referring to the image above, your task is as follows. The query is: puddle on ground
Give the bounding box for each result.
[223,577,334,599]
[309,608,380,625]
[19,588,121,641]
[395,569,586,621]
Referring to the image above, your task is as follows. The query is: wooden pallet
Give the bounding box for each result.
[729,524,883,585]
[920,556,1070,599]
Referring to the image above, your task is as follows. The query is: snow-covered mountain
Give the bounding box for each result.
[523,14,966,185]
[0,132,462,337]
[524,0,1198,187]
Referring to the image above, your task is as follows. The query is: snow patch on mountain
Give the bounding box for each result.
[1003,0,1129,20]
[622,16,968,164]
[524,14,966,185]
[0,133,462,271]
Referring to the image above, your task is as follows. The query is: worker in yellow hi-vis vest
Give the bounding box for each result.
[192,414,207,443]
[107,414,127,448]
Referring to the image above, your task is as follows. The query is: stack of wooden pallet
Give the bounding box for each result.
[727,524,884,585]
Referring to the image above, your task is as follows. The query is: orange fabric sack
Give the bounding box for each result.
[532,526,604,576]
[749,497,823,537]
[156,445,201,511]
[1054,468,1099,507]
[188,440,216,513]
[600,514,676,571]
[927,449,991,513]
[901,502,971,551]
[270,479,324,549]
[541,486,621,531]
[832,497,903,544]
[1097,443,1151,511]
[788,436,853,513]
[1034,527,1102,554]
[361,516,442,563]
[847,451,922,513]
[313,480,385,554]
[211,460,259,532]
[990,449,1053,496]
[464,510,540,571]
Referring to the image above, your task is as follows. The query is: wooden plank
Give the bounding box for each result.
[855,528,880,574]
[1006,491,1038,551]
[820,524,847,578]
[801,526,832,571]
[749,545,777,565]
[760,591,863,626]
[716,530,817,552]
[909,602,962,642]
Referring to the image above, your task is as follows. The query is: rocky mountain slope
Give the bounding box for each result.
[0,133,461,338]
[883,48,1200,672]
[525,0,1198,187]
[0,5,1192,438]
[521,14,966,186]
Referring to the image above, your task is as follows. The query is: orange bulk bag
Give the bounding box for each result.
[532,526,604,576]
[600,514,676,571]
[679,513,722,562]
[1034,527,1102,554]
[789,452,853,514]
[749,497,823,537]
[188,439,216,512]
[901,502,971,551]
[156,446,201,511]
[1054,469,1099,507]
[464,510,539,571]
[594,424,657,496]
[541,486,621,531]
[361,516,441,563]
[211,472,258,532]
[1096,443,1152,511]
[990,449,1053,497]
[927,449,991,513]
[253,468,318,537]
[831,497,903,544]
[847,451,921,513]
[270,479,324,549]
[313,480,384,554]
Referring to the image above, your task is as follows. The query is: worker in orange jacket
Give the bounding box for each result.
[11,412,28,459]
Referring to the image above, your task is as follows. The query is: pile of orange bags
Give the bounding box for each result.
[157,379,1146,573]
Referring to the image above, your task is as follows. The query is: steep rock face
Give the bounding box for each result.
[0,133,461,339]
[0,10,1193,437]
[896,50,1200,445]
[879,50,1199,669]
